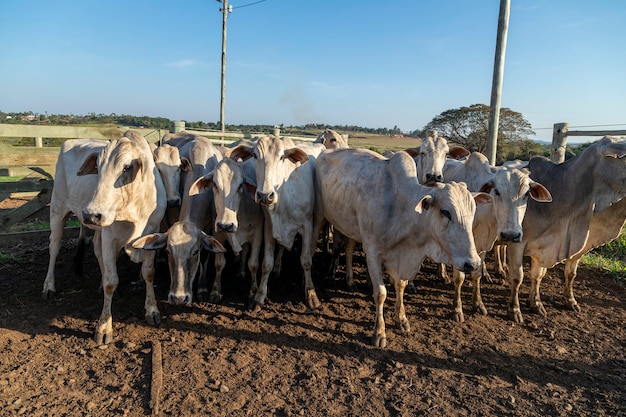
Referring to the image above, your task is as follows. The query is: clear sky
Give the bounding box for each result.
[1,0,625,143]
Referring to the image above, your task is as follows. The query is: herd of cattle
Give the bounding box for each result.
[41,128,626,348]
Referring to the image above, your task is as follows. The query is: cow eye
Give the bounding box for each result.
[192,248,199,257]
[123,164,132,173]
[494,189,501,196]
[440,209,452,220]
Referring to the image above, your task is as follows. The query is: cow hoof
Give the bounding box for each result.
[372,334,387,348]
[306,290,321,310]
[94,331,112,346]
[197,290,209,303]
[474,304,488,316]
[567,302,581,313]
[208,293,223,305]
[509,309,524,324]
[248,301,262,313]
[452,311,465,323]
[398,320,411,334]
[42,290,56,301]
[146,312,161,326]
[530,303,547,316]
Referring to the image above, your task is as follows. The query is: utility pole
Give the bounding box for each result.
[218,0,231,139]
[486,0,511,165]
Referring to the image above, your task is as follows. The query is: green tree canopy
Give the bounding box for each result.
[421,103,542,163]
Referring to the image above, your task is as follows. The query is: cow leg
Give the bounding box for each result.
[141,250,161,325]
[250,219,275,312]
[236,243,251,281]
[300,226,321,310]
[365,253,387,348]
[438,263,451,284]
[506,244,525,323]
[196,252,210,302]
[390,277,410,333]
[43,210,69,299]
[94,237,121,345]
[494,244,508,281]
[528,261,548,316]
[273,245,285,278]
[344,238,358,291]
[471,268,488,316]
[563,259,581,312]
[209,252,226,304]
[451,269,465,322]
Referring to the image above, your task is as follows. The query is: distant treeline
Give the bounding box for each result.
[0,111,414,137]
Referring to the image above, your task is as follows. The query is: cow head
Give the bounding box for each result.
[480,168,552,243]
[153,144,183,208]
[130,221,226,305]
[417,182,485,273]
[79,133,154,227]
[406,134,469,185]
[189,158,257,253]
[315,128,349,150]
[230,135,309,207]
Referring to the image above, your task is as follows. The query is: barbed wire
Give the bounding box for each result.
[534,123,626,131]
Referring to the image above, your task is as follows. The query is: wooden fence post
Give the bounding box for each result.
[551,122,569,163]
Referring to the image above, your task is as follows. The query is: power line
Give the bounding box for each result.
[534,123,626,130]
[232,0,267,9]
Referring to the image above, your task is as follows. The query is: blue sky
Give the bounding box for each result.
[1,1,625,143]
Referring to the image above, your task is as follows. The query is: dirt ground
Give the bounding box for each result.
[1,197,625,417]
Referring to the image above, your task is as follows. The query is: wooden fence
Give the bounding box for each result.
[0,123,314,232]
[550,122,626,163]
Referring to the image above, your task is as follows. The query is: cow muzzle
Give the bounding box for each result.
[82,210,103,226]
[500,231,522,242]
[424,173,443,186]
[256,190,277,206]
[216,222,237,233]
[168,292,192,306]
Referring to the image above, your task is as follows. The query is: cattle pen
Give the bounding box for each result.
[0,123,625,416]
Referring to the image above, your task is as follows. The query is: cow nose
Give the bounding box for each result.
[216,222,236,233]
[168,293,191,305]
[256,191,276,205]
[500,231,522,242]
[462,262,475,273]
[425,173,443,184]
[167,198,181,208]
[82,210,102,225]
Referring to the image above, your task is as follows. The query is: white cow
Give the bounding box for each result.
[313,128,349,149]
[505,136,626,323]
[440,152,552,321]
[189,157,268,308]
[230,135,326,311]
[132,136,225,305]
[44,131,168,345]
[315,148,487,347]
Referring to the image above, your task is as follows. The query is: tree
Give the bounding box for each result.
[421,104,535,162]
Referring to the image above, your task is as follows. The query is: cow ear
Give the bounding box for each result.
[415,195,433,213]
[200,232,226,253]
[448,146,470,159]
[529,181,553,202]
[189,173,214,196]
[129,233,168,250]
[77,152,99,176]
[473,192,493,205]
[181,157,192,172]
[284,148,310,164]
[403,148,420,158]
[479,180,495,194]
[230,146,255,161]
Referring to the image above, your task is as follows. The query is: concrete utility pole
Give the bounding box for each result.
[486,0,511,165]
[219,0,231,138]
